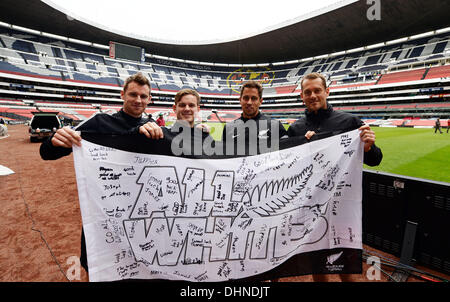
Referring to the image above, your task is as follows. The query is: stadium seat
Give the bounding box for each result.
[425,65,450,79]
[377,68,427,85]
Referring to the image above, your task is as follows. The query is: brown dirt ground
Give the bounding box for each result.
[0,124,448,283]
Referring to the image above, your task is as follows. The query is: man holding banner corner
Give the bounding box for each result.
[288,72,383,281]
[39,72,159,274]
[288,72,382,167]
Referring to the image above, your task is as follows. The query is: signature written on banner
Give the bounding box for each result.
[73,130,363,282]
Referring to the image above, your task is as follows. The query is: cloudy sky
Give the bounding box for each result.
[46,0,348,44]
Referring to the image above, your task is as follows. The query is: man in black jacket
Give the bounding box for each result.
[40,72,159,160]
[39,72,160,274]
[288,72,382,167]
[288,72,382,282]
[221,80,288,156]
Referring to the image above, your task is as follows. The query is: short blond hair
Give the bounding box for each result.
[174,88,201,105]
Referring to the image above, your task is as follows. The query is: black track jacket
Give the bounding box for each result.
[287,104,383,166]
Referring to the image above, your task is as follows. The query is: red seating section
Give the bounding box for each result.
[330,82,375,90]
[388,104,416,109]
[416,103,450,108]
[425,65,450,79]
[378,68,426,85]
[275,85,297,94]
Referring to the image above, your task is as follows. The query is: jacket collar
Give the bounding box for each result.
[240,111,262,122]
[118,109,145,123]
[305,103,333,119]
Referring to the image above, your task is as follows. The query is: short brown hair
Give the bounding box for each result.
[240,80,263,99]
[123,72,151,92]
[301,72,327,90]
[174,88,201,105]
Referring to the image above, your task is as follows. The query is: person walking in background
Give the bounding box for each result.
[434,118,443,134]
[156,113,166,126]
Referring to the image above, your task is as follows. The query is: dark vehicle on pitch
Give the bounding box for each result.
[29,111,62,142]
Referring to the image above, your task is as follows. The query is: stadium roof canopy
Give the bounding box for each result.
[1,0,450,64]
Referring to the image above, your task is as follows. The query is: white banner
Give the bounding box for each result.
[73,129,363,282]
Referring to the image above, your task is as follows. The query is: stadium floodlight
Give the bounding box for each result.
[92,43,109,50]
[42,32,67,41]
[386,37,408,45]
[68,38,91,46]
[436,27,450,34]
[153,55,169,60]
[347,47,364,54]
[11,25,40,35]
[330,51,346,57]
[314,54,328,59]
[199,61,215,66]
[367,42,385,49]
[410,31,435,40]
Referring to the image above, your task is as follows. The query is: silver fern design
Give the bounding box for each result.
[239,164,314,217]
[232,163,329,246]
[327,251,344,265]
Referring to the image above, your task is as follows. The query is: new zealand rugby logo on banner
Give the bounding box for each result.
[226,67,275,93]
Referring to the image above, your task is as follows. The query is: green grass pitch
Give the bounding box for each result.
[363,127,450,183]
[201,122,449,183]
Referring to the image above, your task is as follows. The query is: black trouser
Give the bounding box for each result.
[80,229,88,273]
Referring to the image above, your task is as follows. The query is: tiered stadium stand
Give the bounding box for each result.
[0,22,449,125]
[425,64,450,79]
